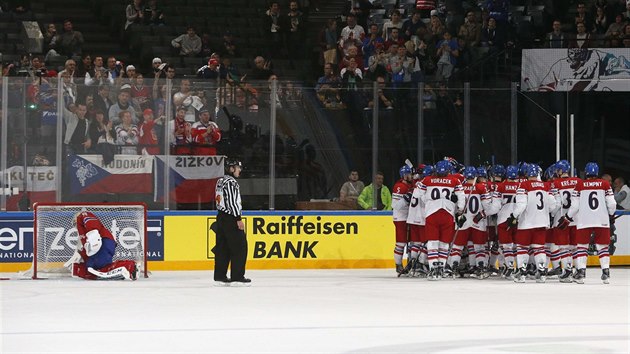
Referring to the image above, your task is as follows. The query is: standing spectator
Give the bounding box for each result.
[340,14,365,41]
[76,54,92,79]
[340,58,363,90]
[191,107,221,155]
[88,110,116,160]
[339,170,365,205]
[63,102,91,155]
[143,0,165,26]
[429,12,446,40]
[197,58,219,80]
[614,177,630,209]
[367,43,389,80]
[362,24,384,68]
[435,31,458,82]
[43,23,61,63]
[58,20,84,59]
[138,109,161,155]
[316,63,343,108]
[131,74,151,110]
[93,85,113,116]
[339,45,363,72]
[115,111,139,155]
[357,172,392,210]
[320,19,339,65]
[402,10,426,41]
[109,84,138,125]
[57,59,77,81]
[605,14,626,47]
[169,106,192,155]
[382,10,404,41]
[367,76,394,109]
[545,20,567,48]
[286,0,305,58]
[384,28,405,50]
[264,1,286,58]
[458,11,481,47]
[213,158,250,286]
[125,0,144,31]
[171,26,202,57]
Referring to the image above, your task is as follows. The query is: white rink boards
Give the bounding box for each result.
[1,269,629,353]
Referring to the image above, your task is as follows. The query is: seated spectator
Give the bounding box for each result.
[315,63,343,108]
[125,65,137,81]
[362,24,384,68]
[143,0,165,26]
[43,23,62,63]
[339,170,365,205]
[197,58,219,80]
[131,74,151,110]
[605,14,626,47]
[384,28,405,50]
[57,59,76,81]
[106,57,123,79]
[109,84,138,125]
[76,54,92,79]
[357,172,391,210]
[221,31,239,57]
[169,106,192,155]
[340,13,365,41]
[569,22,592,48]
[125,0,144,31]
[138,108,162,155]
[614,177,630,209]
[480,17,505,50]
[402,10,426,41]
[151,57,163,73]
[545,20,568,48]
[58,20,84,59]
[282,81,303,109]
[340,58,363,90]
[115,111,139,155]
[622,24,630,47]
[574,2,593,32]
[339,45,363,71]
[191,107,221,155]
[435,31,459,82]
[171,26,202,56]
[383,10,404,41]
[219,57,242,82]
[484,0,509,25]
[250,56,274,80]
[458,11,481,47]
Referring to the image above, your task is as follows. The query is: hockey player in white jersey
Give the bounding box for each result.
[392,165,414,276]
[558,162,616,284]
[406,165,434,277]
[511,164,559,283]
[494,165,521,279]
[550,160,581,282]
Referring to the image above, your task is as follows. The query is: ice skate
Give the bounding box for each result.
[513,268,526,283]
[559,268,573,283]
[573,268,586,284]
[526,264,536,280]
[535,265,547,283]
[601,268,610,284]
[503,267,514,280]
[406,259,417,277]
[428,263,440,281]
[487,266,501,277]
[396,264,407,277]
[443,264,453,278]
[547,266,561,278]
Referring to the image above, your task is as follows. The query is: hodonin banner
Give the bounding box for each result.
[68,154,153,194]
[521,48,630,91]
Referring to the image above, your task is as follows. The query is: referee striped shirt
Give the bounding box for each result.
[215,174,242,219]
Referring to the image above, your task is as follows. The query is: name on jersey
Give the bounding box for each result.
[558,179,578,187]
[584,181,603,187]
[252,216,358,235]
[504,185,518,191]
[430,178,452,184]
[530,182,546,188]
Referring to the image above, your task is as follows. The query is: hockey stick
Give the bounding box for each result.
[87,267,131,280]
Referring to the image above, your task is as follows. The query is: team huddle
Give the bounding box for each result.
[391,157,616,284]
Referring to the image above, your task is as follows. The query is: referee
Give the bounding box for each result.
[213,158,250,286]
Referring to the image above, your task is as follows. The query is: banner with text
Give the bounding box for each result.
[521,48,630,91]
[154,155,224,204]
[68,154,153,194]
[0,166,57,210]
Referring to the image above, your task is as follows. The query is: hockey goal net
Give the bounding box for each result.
[27,203,148,279]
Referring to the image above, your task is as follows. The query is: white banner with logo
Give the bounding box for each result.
[521,48,630,91]
[0,166,57,191]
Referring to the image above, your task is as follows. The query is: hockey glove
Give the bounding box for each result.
[557,216,572,230]
[506,214,518,230]
[456,214,466,228]
[450,193,458,203]
[609,215,616,225]
[473,211,486,223]
[403,192,412,203]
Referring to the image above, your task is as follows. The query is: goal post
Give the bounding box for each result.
[29,203,148,279]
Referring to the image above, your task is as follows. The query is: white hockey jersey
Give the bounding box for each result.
[552,176,581,227]
[418,175,465,218]
[495,180,520,225]
[567,178,616,229]
[460,182,499,231]
[513,180,558,230]
[392,179,412,221]
[407,181,426,226]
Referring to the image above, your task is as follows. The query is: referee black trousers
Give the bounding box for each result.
[213,212,248,281]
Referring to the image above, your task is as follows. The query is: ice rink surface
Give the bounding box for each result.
[1,268,629,354]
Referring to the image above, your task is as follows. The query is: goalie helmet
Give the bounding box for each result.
[399,165,412,178]
[505,165,519,180]
[463,166,476,179]
[584,162,599,177]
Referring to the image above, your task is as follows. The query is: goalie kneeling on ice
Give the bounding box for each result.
[69,211,137,280]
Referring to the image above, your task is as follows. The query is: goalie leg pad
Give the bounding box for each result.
[72,264,97,280]
[88,266,130,280]
[100,260,138,280]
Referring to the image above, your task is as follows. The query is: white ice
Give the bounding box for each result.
[1,268,629,354]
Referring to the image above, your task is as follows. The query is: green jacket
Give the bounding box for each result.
[357,183,392,210]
